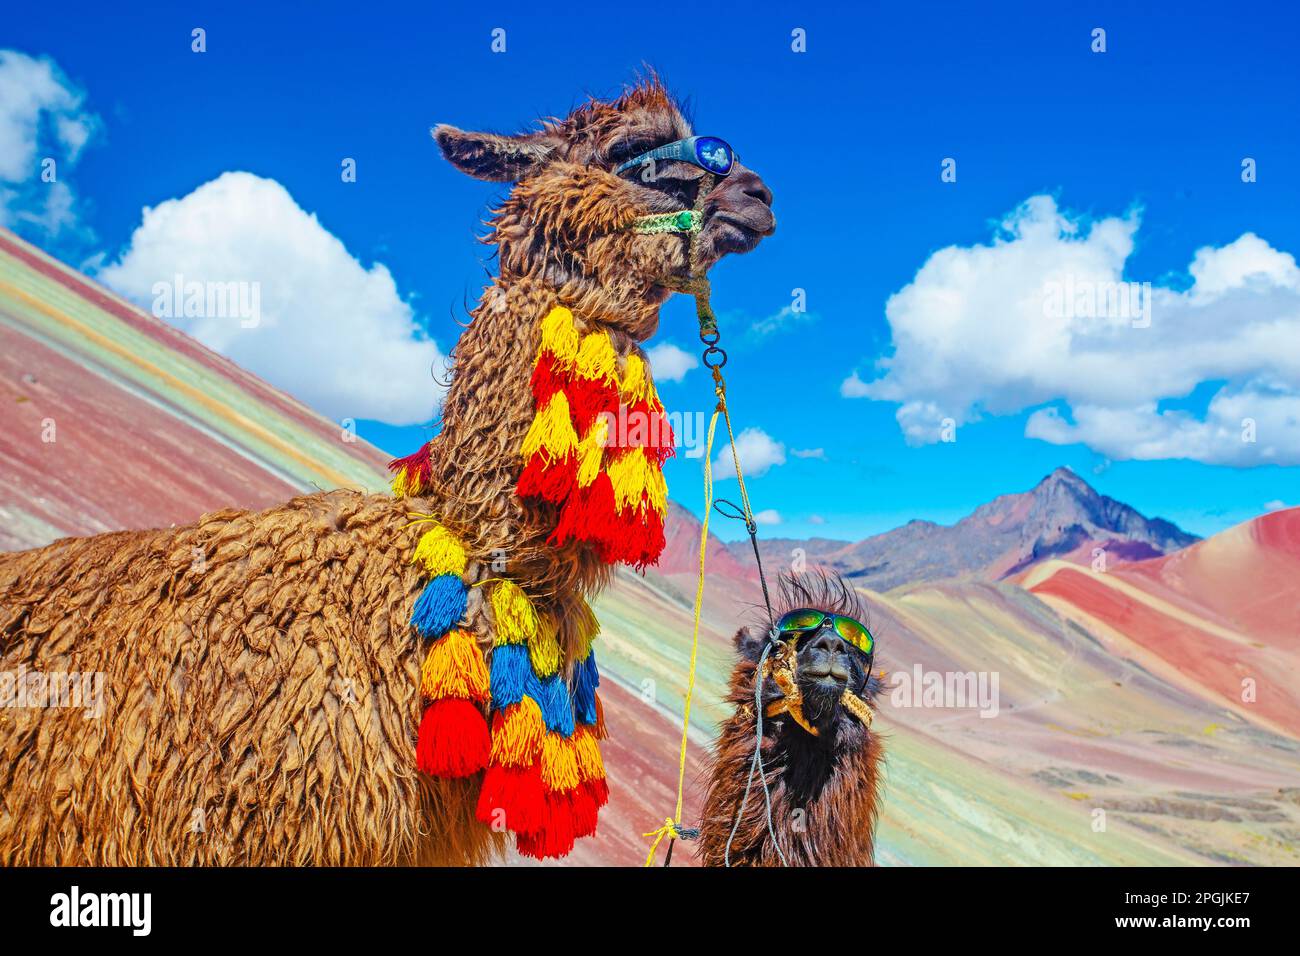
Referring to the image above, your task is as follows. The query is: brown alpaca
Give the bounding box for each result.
[0,79,775,865]
[697,573,883,866]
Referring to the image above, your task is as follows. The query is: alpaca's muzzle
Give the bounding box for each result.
[757,637,875,736]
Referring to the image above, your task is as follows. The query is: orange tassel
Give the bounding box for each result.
[420,629,489,702]
[594,693,608,740]
[489,697,546,768]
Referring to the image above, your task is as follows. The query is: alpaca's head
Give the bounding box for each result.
[434,77,775,340]
[734,572,880,789]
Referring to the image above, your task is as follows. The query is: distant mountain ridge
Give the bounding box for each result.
[662,467,1199,591]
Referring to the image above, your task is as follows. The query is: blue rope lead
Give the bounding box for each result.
[724,632,789,867]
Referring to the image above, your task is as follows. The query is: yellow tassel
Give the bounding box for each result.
[538,305,579,367]
[491,579,539,645]
[645,458,667,516]
[540,733,581,793]
[411,525,468,578]
[576,330,619,385]
[490,697,545,768]
[573,725,606,782]
[572,598,600,661]
[390,469,410,498]
[594,693,608,740]
[605,447,656,513]
[420,629,489,701]
[529,613,562,678]
[621,352,652,406]
[575,417,609,488]
[520,392,578,461]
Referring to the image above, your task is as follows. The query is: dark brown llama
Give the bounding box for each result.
[698,573,884,866]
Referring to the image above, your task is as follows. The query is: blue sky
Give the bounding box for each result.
[4,0,1298,541]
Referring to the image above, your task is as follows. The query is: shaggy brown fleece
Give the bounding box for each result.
[0,490,504,865]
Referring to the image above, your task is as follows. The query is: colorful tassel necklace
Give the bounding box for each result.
[385,302,666,859]
[519,304,674,570]
[476,579,607,859]
[394,514,610,860]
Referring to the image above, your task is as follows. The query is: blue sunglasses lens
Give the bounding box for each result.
[693,137,734,174]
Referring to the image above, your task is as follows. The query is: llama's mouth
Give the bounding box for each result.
[797,674,850,723]
[694,210,774,269]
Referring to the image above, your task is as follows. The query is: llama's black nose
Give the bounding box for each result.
[706,164,775,236]
[807,631,843,655]
[732,169,773,209]
[800,629,852,683]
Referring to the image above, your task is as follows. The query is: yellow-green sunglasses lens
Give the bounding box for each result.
[778,609,825,631]
[833,615,874,654]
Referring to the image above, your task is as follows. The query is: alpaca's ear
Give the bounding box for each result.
[734,626,767,662]
[433,124,558,181]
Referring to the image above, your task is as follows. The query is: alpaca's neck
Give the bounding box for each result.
[421,276,658,603]
[423,280,545,555]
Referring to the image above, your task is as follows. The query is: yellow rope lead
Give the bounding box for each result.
[646,368,763,866]
[644,402,721,866]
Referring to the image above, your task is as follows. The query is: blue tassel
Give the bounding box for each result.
[489,643,532,709]
[410,574,467,638]
[572,652,599,725]
[524,667,545,707]
[537,674,575,736]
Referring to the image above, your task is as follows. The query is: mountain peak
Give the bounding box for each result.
[710,466,1200,591]
[1036,465,1090,492]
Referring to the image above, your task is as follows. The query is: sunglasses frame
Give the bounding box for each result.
[776,608,875,659]
[613,135,737,179]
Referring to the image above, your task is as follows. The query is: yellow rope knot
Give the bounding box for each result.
[643,818,681,866]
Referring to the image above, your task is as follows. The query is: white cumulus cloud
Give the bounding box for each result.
[0,49,99,238]
[712,426,786,480]
[840,371,870,398]
[98,171,446,425]
[752,509,782,525]
[848,194,1300,465]
[646,342,697,383]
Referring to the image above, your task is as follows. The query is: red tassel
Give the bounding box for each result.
[515,790,578,860]
[517,452,577,504]
[634,505,666,567]
[416,698,490,778]
[388,443,433,491]
[530,356,568,406]
[608,399,673,461]
[566,376,620,433]
[476,762,546,835]
[598,503,665,569]
[570,783,599,839]
[647,405,675,464]
[585,775,610,808]
[549,472,618,550]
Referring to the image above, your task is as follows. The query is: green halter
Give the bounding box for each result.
[631,209,702,235]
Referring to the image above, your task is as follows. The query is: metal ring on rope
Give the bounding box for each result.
[702,346,728,369]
